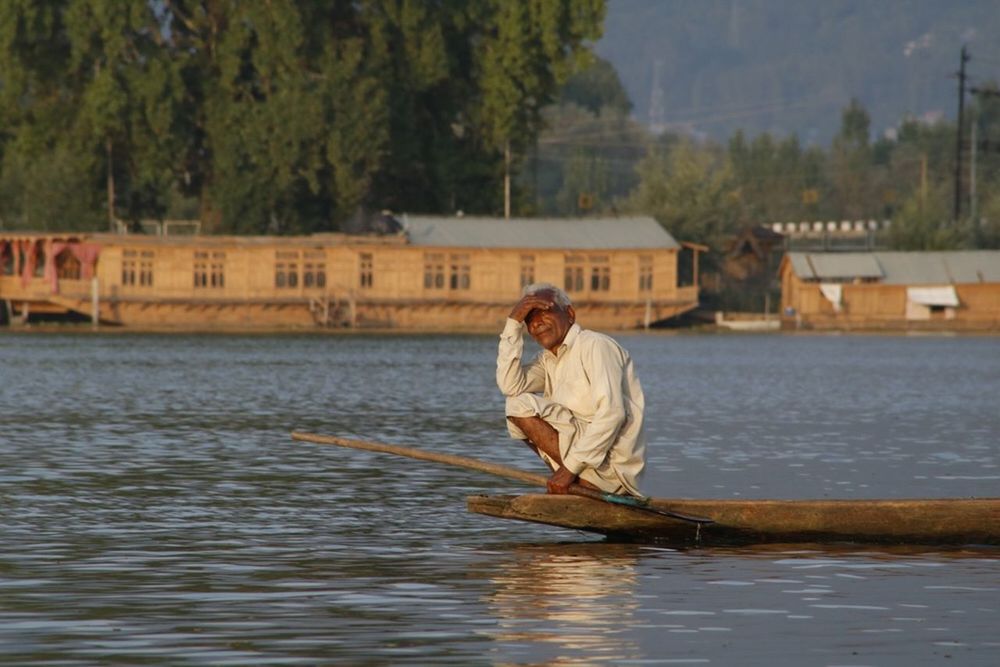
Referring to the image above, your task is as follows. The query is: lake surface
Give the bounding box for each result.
[1,331,998,666]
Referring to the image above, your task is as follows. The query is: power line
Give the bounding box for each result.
[969,54,1000,67]
[657,93,846,128]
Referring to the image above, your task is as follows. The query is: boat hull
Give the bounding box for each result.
[467,494,1000,546]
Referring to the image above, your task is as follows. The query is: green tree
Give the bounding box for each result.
[968,82,1000,224]
[0,1,101,229]
[0,1,184,230]
[558,54,631,115]
[533,102,646,215]
[475,0,605,214]
[555,148,611,214]
[1,1,609,232]
[828,98,880,220]
[886,118,954,208]
[628,138,738,247]
[975,183,1000,248]
[164,1,383,233]
[728,130,820,222]
[887,183,964,250]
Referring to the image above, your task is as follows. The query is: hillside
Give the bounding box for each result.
[596,0,1000,143]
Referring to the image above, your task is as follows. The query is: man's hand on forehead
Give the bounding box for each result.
[509,292,555,322]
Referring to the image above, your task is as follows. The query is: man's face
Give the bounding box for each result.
[525,291,575,353]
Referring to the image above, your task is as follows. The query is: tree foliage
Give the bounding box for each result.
[558,54,631,115]
[628,138,737,251]
[0,0,605,232]
[2,2,999,255]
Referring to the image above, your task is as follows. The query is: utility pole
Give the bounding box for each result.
[953,45,969,222]
[504,140,511,221]
[107,138,116,232]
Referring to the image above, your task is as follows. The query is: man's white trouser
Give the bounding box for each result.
[505,393,624,494]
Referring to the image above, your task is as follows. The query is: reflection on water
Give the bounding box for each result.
[0,332,998,665]
[484,543,641,664]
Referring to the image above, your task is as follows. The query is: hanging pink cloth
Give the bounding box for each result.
[70,243,101,280]
[20,239,37,288]
[45,240,69,293]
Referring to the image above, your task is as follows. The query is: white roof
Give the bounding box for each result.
[401,215,680,250]
[787,251,1000,285]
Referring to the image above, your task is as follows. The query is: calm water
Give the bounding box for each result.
[0,331,998,666]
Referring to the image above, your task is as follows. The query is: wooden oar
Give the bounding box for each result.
[291,431,714,525]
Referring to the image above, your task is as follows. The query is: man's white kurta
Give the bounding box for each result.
[496,319,646,496]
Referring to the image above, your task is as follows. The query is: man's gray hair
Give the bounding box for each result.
[522,282,572,308]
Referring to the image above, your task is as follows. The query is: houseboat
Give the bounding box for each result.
[779,250,1000,331]
[0,215,702,331]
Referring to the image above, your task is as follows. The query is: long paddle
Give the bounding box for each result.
[291,431,713,525]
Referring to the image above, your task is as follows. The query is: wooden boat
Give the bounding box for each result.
[467,494,1000,546]
[290,432,999,548]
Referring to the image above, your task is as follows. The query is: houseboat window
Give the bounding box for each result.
[564,255,584,292]
[195,251,225,289]
[275,262,299,287]
[520,255,535,288]
[123,249,138,286]
[590,256,610,291]
[450,254,470,290]
[638,256,653,291]
[120,250,150,285]
[304,262,326,288]
[591,266,610,291]
[424,253,445,289]
[2,244,13,275]
[359,253,373,289]
[193,251,208,287]
[275,251,299,288]
[304,250,326,288]
[210,252,226,288]
[139,251,154,286]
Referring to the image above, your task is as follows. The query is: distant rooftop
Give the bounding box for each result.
[787,251,1000,285]
[401,215,679,250]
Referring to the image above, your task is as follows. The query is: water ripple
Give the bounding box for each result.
[1,332,998,665]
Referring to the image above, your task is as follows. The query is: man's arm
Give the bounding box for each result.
[560,338,628,476]
[496,318,545,396]
[496,294,553,396]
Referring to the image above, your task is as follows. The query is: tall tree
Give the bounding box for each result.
[628,138,738,247]
[0,0,608,231]
[728,130,820,222]
[828,98,879,219]
[533,101,646,216]
[557,54,631,115]
[0,1,103,229]
[0,1,185,230]
[475,0,605,215]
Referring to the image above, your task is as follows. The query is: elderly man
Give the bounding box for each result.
[496,283,646,496]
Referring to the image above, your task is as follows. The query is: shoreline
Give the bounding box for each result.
[2,322,997,337]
